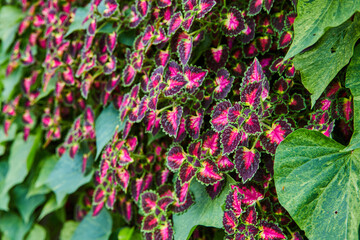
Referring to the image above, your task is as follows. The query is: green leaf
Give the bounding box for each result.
[13,185,46,223]
[293,14,360,107]
[0,212,33,240]
[25,224,46,240]
[65,5,91,37]
[0,131,41,209]
[95,104,123,160]
[27,155,58,197]
[345,44,360,149]
[173,176,233,240]
[274,129,360,240]
[285,0,360,60]
[0,161,9,211]
[117,227,135,240]
[60,221,79,240]
[1,67,23,101]
[118,30,137,47]
[46,149,93,204]
[71,209,112,240]
[0,6,24,53]
[38,194,67,220]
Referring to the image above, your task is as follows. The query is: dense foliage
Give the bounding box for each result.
[0,0,357,239]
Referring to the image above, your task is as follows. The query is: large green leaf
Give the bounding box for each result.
[60,221,79,240]
[27,155,58,197]
[274,129,360,239]
[95,104,123,160]
[0,6,24,54]
[0,161,9,211]
[25,224,46,240]
[71,209,112,240]
[293,14,360,107]
[46,149,93,204]
[0,131,41,210]
[285,0,360,60]
[1,67,23,101]
[0,212,33,240]
[13,185,46,223]
[38,194,67,220]
[173,176,234,240]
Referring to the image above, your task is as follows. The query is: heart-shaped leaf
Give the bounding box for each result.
[274,129,360,239]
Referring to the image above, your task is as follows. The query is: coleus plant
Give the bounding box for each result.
[0,0,355,239]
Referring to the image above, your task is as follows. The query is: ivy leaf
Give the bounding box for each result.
[285,0,360,60]
[293,14,360,107]
[95,104,122,160]
[46,149,93,204]
[173,176,234,240]
[71,209,112,240]
[274,129,360,239]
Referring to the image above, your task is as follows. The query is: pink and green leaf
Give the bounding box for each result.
[196,159,223,185]
[221,126,242,154]
[178,36,193,65]
[186,109,204,139]
[197,0,216,19]
[179,162,197,184]
[259,221,286,240]
[161,106,183,137]
[202,130,221,156]
[141,191,158,214]
[184,65,208,93]
[122,64,136,86]
[164,74,187,96]
[176,179,190,203]
[217,155,235,172]
[238,185,264,205]
[248,0,263,16]
[206,46,229,72]
[103,0,118,18]
[211,101,231,132]
[222,7,245,37]
[223,210,238,234]
[174,117,187,142]
[166,145,187,171]
[243,112,262,134]
[156,49,171,67]
[260,119,292,154]
[142,214,159,232]
[234,146,260,182]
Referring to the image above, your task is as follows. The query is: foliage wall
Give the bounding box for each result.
[0,0,358,239]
